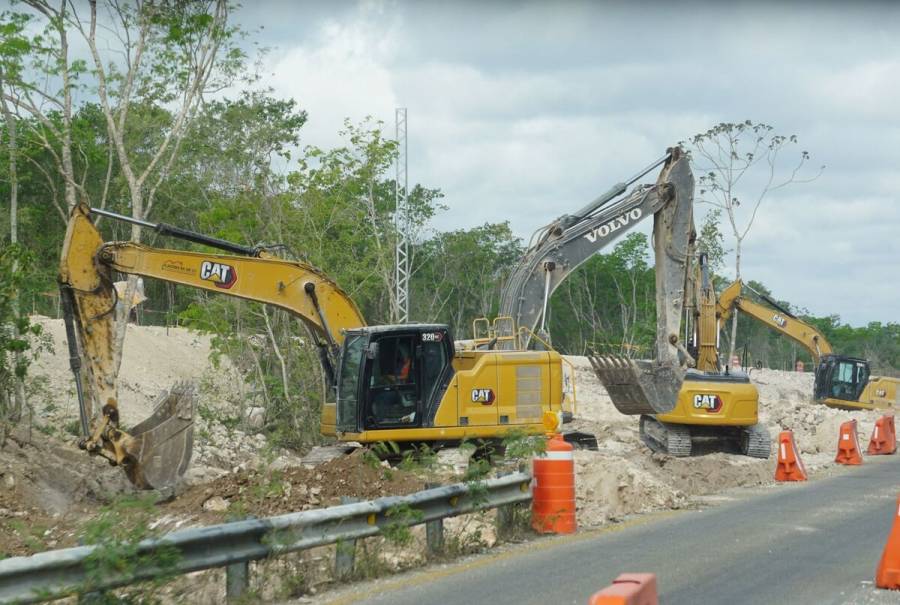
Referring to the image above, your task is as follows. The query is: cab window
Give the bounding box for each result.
[420,339,448,402]
[831,360,868,400]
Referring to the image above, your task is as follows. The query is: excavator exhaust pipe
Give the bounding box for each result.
[588,354,683,416]
[122,383,195,490]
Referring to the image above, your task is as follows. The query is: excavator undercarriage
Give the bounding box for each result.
[638,415,771,458]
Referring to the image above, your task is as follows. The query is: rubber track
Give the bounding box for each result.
[639,416,692,457]
[743,423,772,459]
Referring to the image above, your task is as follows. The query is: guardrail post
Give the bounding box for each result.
[226,561,249,602]
[334,496,360,580]
[496,470,513,541]
[426,482,444,556]
[496,468,527,541]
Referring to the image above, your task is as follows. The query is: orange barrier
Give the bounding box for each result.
[868,415,897,456]
[589,573,658,605]
[775,430,807,481]
[532,433,576,534]
[836,419,864,465]
[876,495,900,589]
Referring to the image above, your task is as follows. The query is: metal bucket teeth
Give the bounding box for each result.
[124,382,195,489]
[588,354,683,415]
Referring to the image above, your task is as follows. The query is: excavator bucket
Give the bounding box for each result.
[123,383,195,490]
[588,355,682,415]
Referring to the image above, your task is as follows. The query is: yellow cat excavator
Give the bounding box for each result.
[638,253,768,458]
[717,281,900,411]
[58,203,684,489]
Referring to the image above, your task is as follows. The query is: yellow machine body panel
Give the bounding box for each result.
[336,349,565,443]
[320,404,337,437]
[656,376,759,427]
[822,376,900,411]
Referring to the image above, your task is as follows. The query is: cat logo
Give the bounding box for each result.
[876,389,887,398]
[772,314,787,328]
[693,393,724,413]
[199,261,237,289]
[471,388,495,405]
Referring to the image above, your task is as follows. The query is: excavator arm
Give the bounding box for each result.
[501,150,689,346]
[684,252,719,372]
[498,148,696,415]
[58,204,365,488]
[716,280,833,363]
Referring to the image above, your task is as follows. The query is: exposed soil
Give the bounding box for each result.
[167,450,426,523]
[0,430,135,557]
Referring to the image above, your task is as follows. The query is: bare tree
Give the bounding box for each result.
[684,121,823,364]
[2,1,245,373]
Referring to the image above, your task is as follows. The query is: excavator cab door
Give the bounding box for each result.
[336,326,454,433]
[816,355,870,402]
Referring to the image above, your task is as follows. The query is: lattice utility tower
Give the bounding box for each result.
[394,108,410,323]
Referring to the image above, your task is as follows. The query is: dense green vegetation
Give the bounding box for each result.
[1,2,894,448]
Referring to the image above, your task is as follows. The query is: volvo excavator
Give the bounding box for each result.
[717,281,900,412]
[58,201,686,489]
[489,147,770,458]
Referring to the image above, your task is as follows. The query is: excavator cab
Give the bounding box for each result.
[815,355,870,403]
[336,325,454,433]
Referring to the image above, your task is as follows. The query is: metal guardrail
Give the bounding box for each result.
[0,472,532,604]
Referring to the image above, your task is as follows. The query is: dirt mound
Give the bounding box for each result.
[167,450,425,522]
[0,429,138,557]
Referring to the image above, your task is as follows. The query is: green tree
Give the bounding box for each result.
[411,222,521,332]
[549,233,656,356]
[1,1,248,375]
[0,244,39,444]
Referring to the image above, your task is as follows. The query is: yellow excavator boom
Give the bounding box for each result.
[716,279,833,362]
[715,279,898,411]
[58,204,365,488]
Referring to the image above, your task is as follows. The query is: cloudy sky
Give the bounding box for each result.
[234,1,897,326]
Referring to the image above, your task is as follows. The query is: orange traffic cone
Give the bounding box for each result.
[775,430,807,482]
[868,415,897,455]
[876,495,900,589]
[836,419,864,465]
[589,573,658,605]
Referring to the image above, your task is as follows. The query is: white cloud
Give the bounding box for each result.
[239,1,900,326]
[261,4,400,150]
[818,60,900,121]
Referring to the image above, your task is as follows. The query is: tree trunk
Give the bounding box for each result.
[1,75,27,421]
[727,238,742,367]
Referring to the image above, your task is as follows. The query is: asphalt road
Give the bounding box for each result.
[326,455,900,605]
